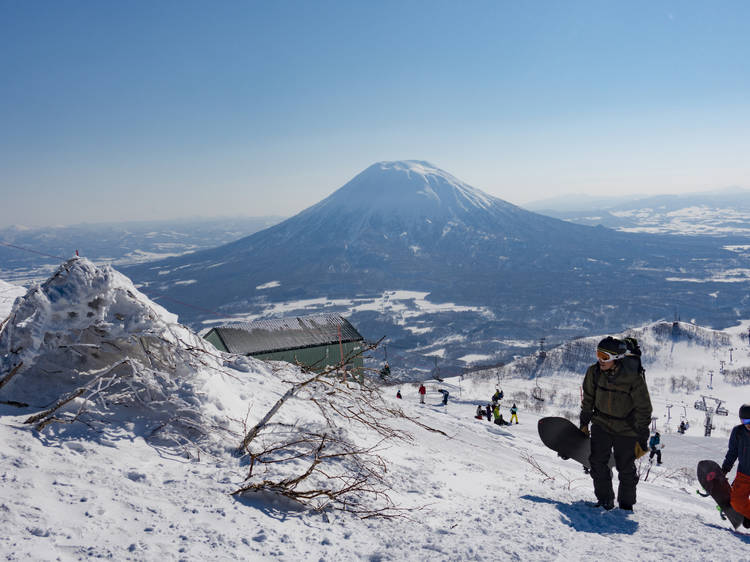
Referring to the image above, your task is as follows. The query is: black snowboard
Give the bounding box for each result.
[697,460,744,529]
[538,416,613,470]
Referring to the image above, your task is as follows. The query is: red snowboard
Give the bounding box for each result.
[697,459,744,529]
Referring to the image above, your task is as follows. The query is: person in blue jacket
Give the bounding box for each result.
[722,403,750,528]
[648,432,662,465]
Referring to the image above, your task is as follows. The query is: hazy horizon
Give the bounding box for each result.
[2,175,747,231]
[2,1,750,228]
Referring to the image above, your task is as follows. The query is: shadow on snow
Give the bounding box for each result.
[521,495,638,535]
[699,521,750,544]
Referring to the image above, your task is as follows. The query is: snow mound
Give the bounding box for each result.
[0,257,277,454]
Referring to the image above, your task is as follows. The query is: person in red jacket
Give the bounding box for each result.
[418,384,426,404]
[722,403,750,528]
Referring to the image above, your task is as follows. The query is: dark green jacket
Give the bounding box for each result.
[580,357,653,437]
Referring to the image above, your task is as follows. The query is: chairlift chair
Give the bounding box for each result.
[532,380,544,401]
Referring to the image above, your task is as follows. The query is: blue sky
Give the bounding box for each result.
[2,1,750,227]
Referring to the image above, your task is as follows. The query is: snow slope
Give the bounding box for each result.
[1,387,747,560]
[0,261,749,561]
[468,319,750,439]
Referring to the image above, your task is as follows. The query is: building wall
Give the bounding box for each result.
[251,341,364,377]
[204,330,227,352]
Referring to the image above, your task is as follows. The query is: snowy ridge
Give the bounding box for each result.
[490,320,738,381]
[469,319,750,438]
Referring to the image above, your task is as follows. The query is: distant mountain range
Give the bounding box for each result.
[122,161,750,373]
[525,187,750,236]
[0,216,283,284]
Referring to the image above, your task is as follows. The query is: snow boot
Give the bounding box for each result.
[744,516,750,529]
[593,499,615,510]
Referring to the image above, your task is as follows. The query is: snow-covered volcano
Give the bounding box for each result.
[246,159,587,243]
[305,160,512,221]
[124,161,745,370]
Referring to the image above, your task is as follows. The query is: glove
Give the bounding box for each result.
[634,441,648,459]
[580,410,593,427]
[635,427,649,459]
[579,424,590,437]
[637,427,649,451]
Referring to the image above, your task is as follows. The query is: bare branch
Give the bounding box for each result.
[232,339,436,518]
[24,359,135,430]
[519,451,556,483]
[0,361,23,391]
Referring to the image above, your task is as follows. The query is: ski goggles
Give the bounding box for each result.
[596,349,622,361]
[742,418,750,425]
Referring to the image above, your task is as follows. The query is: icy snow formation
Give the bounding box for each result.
[0,257,275,453]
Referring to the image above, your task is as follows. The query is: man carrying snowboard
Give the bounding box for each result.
[579,336,653,511]
[721,403,750,528]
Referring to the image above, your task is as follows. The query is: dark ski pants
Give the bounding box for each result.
[589,423,638,507]
[649,448,662,464]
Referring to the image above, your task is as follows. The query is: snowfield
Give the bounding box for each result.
[1,259,749,561]
[0,279,25,320]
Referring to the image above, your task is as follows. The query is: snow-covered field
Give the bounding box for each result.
[204,289,494,335]
[613,205,750,236]
[0,279,25,320]
[1,261,749,561]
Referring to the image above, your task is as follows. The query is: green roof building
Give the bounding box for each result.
[203,313,364,376]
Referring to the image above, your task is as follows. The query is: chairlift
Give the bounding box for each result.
[694,399,707,411]
[431,357,443,382]
[538,338,546,359]
[716,405,729,416]
[532,380,544,401]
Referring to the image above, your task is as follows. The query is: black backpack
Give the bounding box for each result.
[623,337,645,376]
[623,337,641,357]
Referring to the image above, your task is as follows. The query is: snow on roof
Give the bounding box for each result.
[207,313,363,355]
